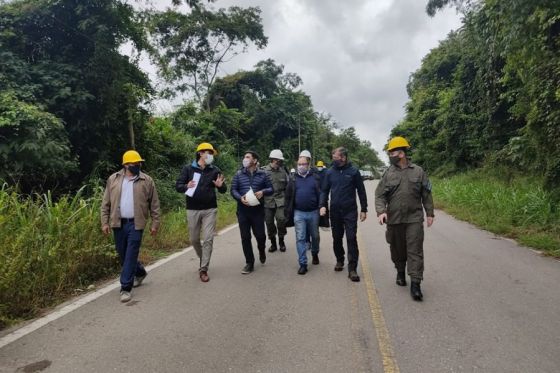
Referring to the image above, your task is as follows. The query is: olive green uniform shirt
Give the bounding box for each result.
[263,164,288,208]
[375,162,434,225]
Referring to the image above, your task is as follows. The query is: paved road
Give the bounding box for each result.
[1,181,559,372]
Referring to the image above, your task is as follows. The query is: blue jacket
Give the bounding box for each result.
[320,162,368,213]
[231,167,273,209]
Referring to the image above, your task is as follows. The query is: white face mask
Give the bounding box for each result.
[242,158,251,168]
[205,153,214,165]
[317,166,324,171]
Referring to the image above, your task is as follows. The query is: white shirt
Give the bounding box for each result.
[119,175,136,219]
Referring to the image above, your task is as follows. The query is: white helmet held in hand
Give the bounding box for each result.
[269,149,284,160]
[299,149,312,159]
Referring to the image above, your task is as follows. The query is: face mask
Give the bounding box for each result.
[205,154,214,165]
[317,167,324,171]
[389,156,400,166]
[127,164,141,176]
[242,159,252,168]
[297,165,309,175]
[333,160,342,168]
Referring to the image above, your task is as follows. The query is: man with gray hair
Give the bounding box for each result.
[320,147,368,282]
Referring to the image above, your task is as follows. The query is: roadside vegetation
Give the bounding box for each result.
[432,170,560,257]
[0,185,236,329]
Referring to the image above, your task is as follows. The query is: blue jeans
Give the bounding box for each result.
[113,220,146,291]
[294,210,320,266]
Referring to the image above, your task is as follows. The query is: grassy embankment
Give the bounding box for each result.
[432,170,560,257]
[0,186,237,329]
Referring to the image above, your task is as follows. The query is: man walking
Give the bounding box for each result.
[375,136,434,301]
[263,149,289,253]
[285,153,322,274]
[176,142,226,282]
[320,147,368,282]
[101,150,160,303]
[231,150,274,274]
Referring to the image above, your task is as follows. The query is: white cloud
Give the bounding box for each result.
[141,0,462,161]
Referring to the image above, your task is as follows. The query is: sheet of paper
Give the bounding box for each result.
[185,172,201,197]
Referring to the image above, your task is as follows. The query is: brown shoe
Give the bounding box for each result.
[199,271,210,282]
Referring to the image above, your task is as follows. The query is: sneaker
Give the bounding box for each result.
[297,266,308,275]
[120,291,131,303]
[312,254,320,265]
[348,271,360,282]
[241,264,254,274]
[133,273,147,288]
[199,271,210,282]
[334,261,344,272]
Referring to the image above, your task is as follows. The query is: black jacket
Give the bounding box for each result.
[285,171,330,228]
[175,161,227,210]
[320,162,368,213]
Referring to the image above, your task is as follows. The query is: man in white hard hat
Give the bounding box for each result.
[263,149,289,253]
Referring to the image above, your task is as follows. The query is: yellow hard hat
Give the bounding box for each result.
[122,150,144,165]
[196,142,217,154]
[387,136,410,151]
[316,160,325,167]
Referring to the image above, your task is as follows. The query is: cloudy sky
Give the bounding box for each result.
[144,0,462,161]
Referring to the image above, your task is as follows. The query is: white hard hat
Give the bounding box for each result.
[299,149,312,159]
[245,189,260,206]
[269,149,284,160]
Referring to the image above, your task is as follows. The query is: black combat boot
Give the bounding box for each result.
[268,237,278,253]
[396,271,407,286]
[278,237,286,252]
[259,249,267,264]
[410,281,423,301]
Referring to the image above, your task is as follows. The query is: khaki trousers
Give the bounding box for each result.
[385,222,424,282]
[187,208,218,272]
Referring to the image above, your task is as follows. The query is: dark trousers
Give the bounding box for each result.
[113,220,147,292]
[237,206,266,265]
[330,209,359,272]
[385,222,424,282]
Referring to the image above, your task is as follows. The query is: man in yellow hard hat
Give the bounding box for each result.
[101,150,161,303]
[175,142,226,282]
[375,136,434,301]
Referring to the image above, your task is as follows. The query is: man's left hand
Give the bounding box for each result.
[254,190,264,199]
[360,212,367,222]
[213,174,225,188]
[427,216,434,227]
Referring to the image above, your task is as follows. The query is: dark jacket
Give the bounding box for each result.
[320,161,368,213]
[285,171,330,228]
[175,161,227,210]
[231,167,274,210]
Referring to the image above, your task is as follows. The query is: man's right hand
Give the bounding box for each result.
[102,224,111,236]
[320,207,327,216]
[241,195,250,206]
[377,213,387,225]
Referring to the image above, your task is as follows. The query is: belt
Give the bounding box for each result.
[121,218,135,223]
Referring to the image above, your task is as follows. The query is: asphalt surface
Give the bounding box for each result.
[1,180,559,372]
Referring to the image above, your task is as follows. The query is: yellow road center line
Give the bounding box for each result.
[359,231,400,373]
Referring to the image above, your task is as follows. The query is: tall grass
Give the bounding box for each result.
[0,185,237,329]
[433,171,560,256]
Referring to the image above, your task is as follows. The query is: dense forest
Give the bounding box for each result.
[394,0,560,192]
[0,0,382,199]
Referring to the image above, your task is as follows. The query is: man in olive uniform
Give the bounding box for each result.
[375,136,434,301]
[263,149,289,252]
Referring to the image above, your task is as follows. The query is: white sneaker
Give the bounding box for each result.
[120,291,131,303]
[133,273,147,287]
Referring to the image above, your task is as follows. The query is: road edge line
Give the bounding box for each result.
[359,231,400,373]
[0,223,239,349]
